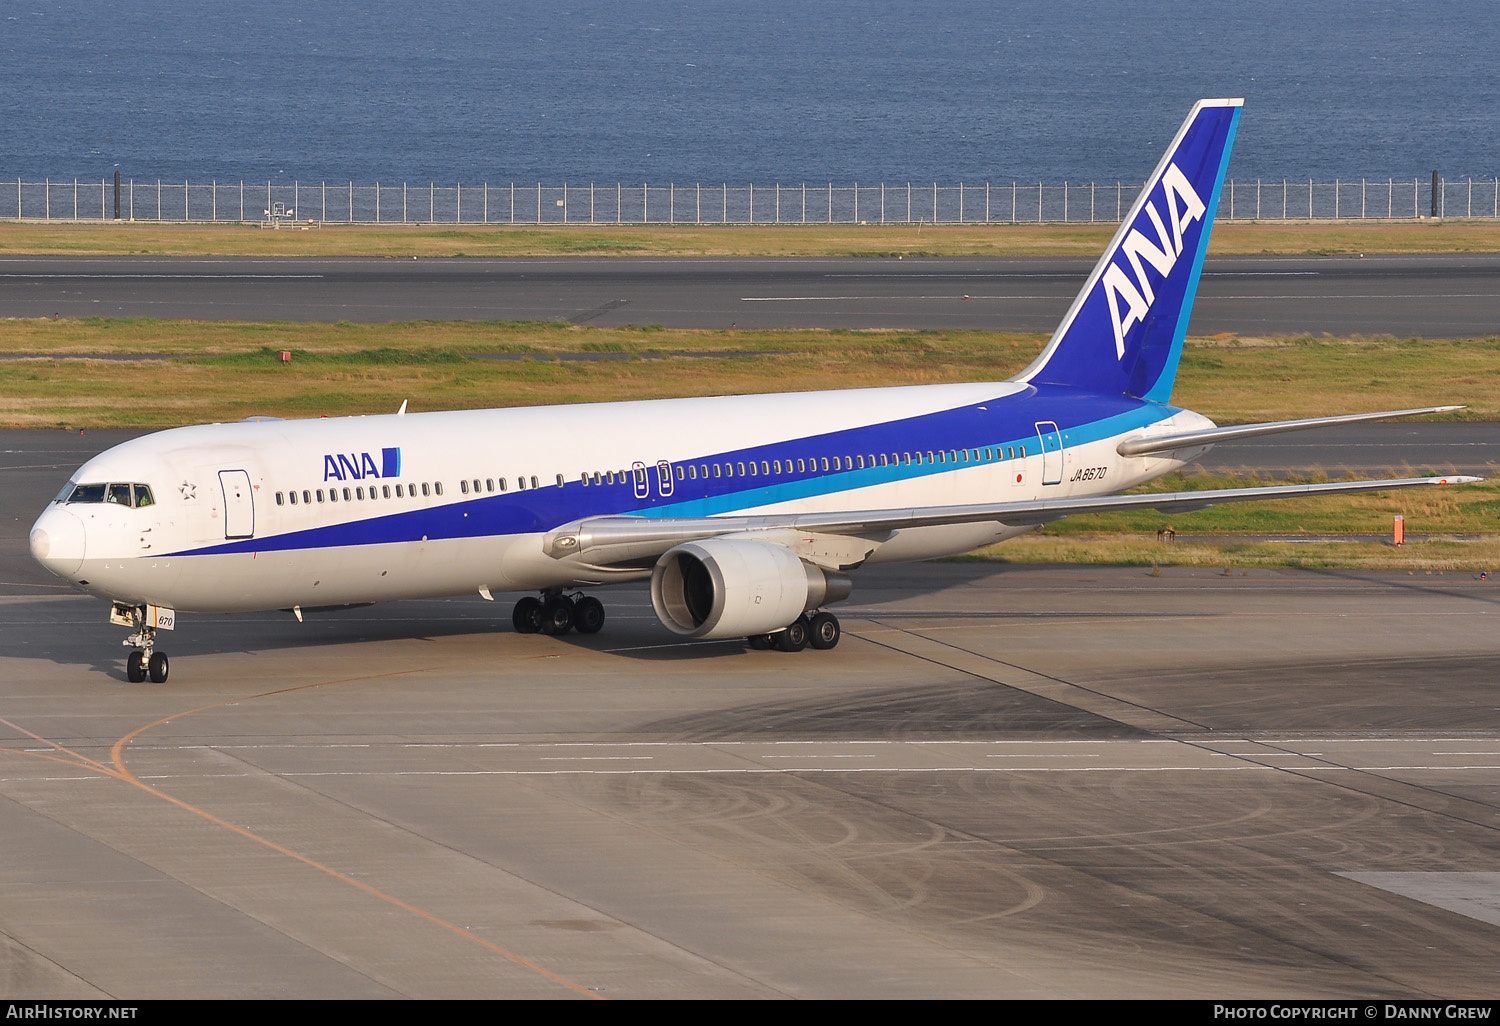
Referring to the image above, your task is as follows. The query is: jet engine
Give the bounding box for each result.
[650,538,852,639]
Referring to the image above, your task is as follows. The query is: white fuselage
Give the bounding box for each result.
[30,379,1207,613]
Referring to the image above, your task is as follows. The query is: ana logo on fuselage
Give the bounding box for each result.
[323,447,401,482]
[1102,163,1207,359]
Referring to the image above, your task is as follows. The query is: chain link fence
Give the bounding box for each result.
[7,176,1499,224]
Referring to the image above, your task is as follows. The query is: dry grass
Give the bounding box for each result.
[1,219,1497,258]
[3,320,1499,428]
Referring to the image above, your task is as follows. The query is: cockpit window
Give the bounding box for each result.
[65,482,156,507]
[67,483,107,504]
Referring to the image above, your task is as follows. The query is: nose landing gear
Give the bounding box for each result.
[113,602,171,683]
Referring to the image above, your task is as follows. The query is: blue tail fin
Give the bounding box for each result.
[1015,98,1242,403]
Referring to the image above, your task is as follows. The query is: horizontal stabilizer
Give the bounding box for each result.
[1116,406,1464,457]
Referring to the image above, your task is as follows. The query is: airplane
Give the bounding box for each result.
[28,98,1477,683]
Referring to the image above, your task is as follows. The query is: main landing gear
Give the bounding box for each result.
[512,591,606,637]
[113,603,170,684]
[747,611,841,653]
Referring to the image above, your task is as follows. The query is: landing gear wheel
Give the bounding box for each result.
[540,595,575,635]
[774,615,810,653]
[573,596,605,634]
[126,649,147,683]
[147,652,169,684]
[808,611,841,650]
[747,634,773,650]
[512,596,544,634]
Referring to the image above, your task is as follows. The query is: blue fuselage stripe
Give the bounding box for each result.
[171,386,1175,557]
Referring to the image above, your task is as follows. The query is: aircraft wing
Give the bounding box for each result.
[543,474,1479,567]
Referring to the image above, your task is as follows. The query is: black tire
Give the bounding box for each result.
[809,611,841,650]
[574,596,605,634]
[126,649,147,683]
[148,651,169,684]
[774,616,810,652]
[512,596,544,634]
[747,634,773,650]
[540,596,575,635]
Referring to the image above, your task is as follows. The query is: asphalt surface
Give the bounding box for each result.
[3,253,1500,336]
[5,426,1500,998]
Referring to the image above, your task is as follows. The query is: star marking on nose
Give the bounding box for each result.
[179,480,197,500]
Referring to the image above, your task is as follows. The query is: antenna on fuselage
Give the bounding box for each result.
[397,400,408,416]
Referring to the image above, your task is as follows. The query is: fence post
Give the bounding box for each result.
[1431,171,1439,218]
[854,182,858,223]
[212,180,217,221]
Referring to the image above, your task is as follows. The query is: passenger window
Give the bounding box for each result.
[356,487,365,500]
[498,479,507,492]
[529,476,538,490]
[555,474,564,488]
[317,489,325,502]
[287,492,296,505]
[737,462,746,476]
[820,458,829,472]
[421,483,430,497]
[276,492,285,506]
[486,479,494,492]
[436,482,445,496]
[303,490,311,504]
[460,480,470,494]
[382,486,390,498]
[676,466,685,481]
[473,479,481,492]
[713,464,722,478]
[797,459,806,473]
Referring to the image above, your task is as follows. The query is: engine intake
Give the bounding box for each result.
[650,538,851,639]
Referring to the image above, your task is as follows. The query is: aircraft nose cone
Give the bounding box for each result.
[31,507,85,578]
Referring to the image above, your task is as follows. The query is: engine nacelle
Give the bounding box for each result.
[650,538,852,639]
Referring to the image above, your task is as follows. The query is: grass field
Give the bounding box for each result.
[3,319,1498,428]
[2,219,1500,258]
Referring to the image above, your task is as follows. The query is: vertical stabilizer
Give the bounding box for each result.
[1014,99,1242,402]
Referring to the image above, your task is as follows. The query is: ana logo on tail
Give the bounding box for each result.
[1102,163,1207,359]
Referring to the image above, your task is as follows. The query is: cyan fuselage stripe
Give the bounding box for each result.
[170,385,1178,558]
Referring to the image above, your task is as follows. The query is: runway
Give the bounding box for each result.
[4,429,1500,997]
[4,253,1500,337]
